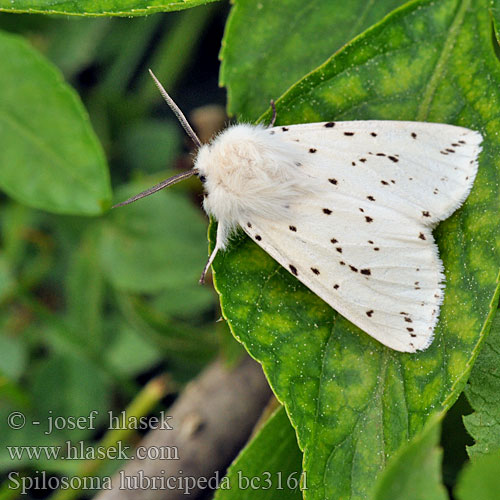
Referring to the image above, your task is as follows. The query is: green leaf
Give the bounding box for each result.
[0,332,27,381]
[118,119,182,175]
[220,0,408,121]
[492,1,500,44]
[214,0,500,498]
[99,181,208,293]
[29,353,111,442]
[0,0,220,17]
[455,449,500,500]
[0,30,111,215]
[0,255,15,301]
[65,227,106,352]
[372,414,447,500]
[463,308,500,457]
[214,406,304,500]
[104,323,162,377]
[44,18,111,78]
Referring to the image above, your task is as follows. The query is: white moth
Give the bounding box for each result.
[115,70,483,353]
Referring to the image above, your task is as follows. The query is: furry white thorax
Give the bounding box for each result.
[195,124,316,249]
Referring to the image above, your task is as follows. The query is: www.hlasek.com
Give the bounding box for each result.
[9,470,307,495]
[7,441,178,461]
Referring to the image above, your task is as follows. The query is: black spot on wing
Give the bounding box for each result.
[311,267,320,275]
[328,178,338,185]
[333,284,339,289]
[344,132,355,136]
[367,196,375,201]
[365,216,373,223]
[309,148,317,153]
[324,122,335,128]
[366,310,374,317]
[255,235,262,241]
[289,225,297,232]
[411,132,417,139]
[331,238,338,244]
[360,268,371,276]
[289,265,298,276]
[323,208,332,215]
[418,232,426,240]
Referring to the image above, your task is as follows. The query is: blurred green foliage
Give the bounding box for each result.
[0,1,499,500]
[0,5,224,492]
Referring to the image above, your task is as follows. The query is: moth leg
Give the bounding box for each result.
[199,222,228,284]
[199,244,220,284]
[269,100,277,128]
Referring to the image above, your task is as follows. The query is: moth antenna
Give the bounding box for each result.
[112,169,197,208]
[148,69,202,149]
[269,99,277,127]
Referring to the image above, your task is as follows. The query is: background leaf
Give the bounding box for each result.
[220,0,408,121]
[0,30,111,215]
[463,305,500,457]
[99,181,208,293]
[372,414,447,500]
[455,449,500,500]
[214,405,303,500]
[0,0,220,17]
[213,0,500,498]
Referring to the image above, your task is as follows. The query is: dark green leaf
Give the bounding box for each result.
[0,30,111,215]
[44,18,111,78]
[118,119,182,175]
[455,449,500,500]
[104,323,162,377]
[220,0,408,121]
[463,308,500,457]
[29,353,111,442]
[214,406,303,500]
[65,227,106,352]
[0,0,220,17]
[372,414,447,500]
[0,332,27,381]
[214,0,500,498]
